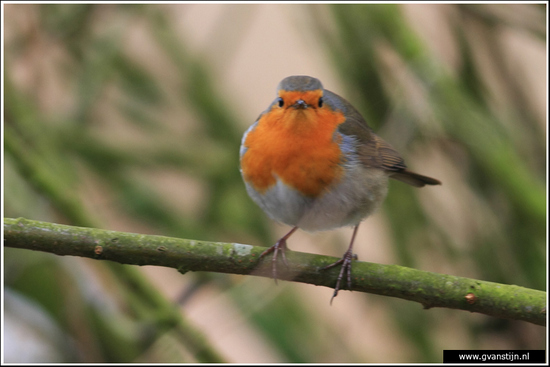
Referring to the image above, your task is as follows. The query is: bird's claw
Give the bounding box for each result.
[321,249,355,305]
[259,239,288,284]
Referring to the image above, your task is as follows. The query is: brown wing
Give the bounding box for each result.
[357,132,407,172]
[326,89,441,187]
[334,105,407,172]
[355,129,441,187]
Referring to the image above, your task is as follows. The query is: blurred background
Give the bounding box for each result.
[3,3,546,363]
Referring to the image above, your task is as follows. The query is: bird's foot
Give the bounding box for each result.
[321,249,357,304]
[258,227,298,283]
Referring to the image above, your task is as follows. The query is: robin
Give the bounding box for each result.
[239,75,440,302]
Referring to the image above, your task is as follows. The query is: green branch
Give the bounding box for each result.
[4,217,546,327]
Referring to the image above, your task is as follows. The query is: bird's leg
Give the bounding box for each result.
[321,224,360,304]
[259,226,299,283]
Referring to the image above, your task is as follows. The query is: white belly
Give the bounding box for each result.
[244,164,389,232]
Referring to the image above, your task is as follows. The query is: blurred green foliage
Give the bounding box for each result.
[3,3,546,363]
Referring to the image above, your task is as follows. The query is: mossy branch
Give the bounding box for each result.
[4,217,546,326]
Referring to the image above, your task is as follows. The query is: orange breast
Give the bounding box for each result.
[241,105,347,197]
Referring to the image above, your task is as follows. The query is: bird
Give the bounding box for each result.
[239,75,441,302]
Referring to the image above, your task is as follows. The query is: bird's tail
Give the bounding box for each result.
[390,170,441,187]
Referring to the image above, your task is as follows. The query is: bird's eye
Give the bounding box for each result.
[277,97,284,107]
[318,97,323,108]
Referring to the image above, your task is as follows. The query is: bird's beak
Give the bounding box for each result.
[291,99,309,109]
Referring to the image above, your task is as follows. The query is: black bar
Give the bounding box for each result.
[443,350,546,363]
